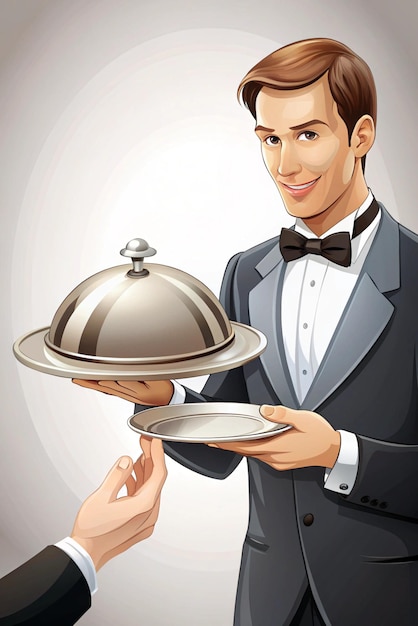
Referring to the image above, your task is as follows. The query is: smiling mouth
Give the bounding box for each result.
[281,177,320,192]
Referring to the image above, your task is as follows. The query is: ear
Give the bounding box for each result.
[350,114,375,158]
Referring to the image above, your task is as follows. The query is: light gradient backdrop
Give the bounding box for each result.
[1,1,417,624]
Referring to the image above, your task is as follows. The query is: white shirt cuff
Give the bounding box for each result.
[324,430,359,495]
[170,380,186,404]
[55,536,98,595]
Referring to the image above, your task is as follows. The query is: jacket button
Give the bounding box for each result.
[361,496,370,503]
[303,514,314,526]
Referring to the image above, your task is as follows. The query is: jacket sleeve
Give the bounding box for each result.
[0,546,91,625]
[340,335,418,521]
[345,436,418,520]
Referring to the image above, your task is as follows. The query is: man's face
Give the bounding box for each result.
[255,75,357,221]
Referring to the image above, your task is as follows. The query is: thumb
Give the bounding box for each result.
[97,456,133,501]
[260,404,299,427]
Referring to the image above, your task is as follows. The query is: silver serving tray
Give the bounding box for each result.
[128,402,291,442]
[13,322,266,380]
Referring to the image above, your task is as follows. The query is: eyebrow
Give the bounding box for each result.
[254,125,275,133]
[254,119,328,133]
[289,119,328,131]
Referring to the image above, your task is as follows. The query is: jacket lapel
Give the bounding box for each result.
[248,205,399,412]
[301,205,399,411]
[249,242,300,409]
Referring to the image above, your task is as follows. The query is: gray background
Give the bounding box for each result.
[1,1,417,624]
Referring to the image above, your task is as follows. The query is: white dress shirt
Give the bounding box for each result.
[281,190,379,403]
[281,190,380,493]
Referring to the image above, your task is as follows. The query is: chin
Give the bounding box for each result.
[281,201,314,220]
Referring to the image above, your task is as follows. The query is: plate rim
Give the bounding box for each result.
[128,402,291,442]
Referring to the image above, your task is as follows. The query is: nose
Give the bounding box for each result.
[277,142,300,177]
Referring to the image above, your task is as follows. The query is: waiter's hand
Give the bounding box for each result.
[72,379,173,406]
[209,405,341,470]
[71,437,167,571]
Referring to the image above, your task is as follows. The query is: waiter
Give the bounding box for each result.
[75,38,418,626]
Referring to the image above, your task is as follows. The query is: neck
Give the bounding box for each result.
[301,167,369,237]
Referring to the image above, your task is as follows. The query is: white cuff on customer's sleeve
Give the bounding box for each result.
[55,536,98,595]
[170,380,186,404]
[324,430,359,495]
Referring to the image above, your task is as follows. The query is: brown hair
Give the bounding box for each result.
[238,38,377,169]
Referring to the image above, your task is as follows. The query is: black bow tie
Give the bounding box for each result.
[279,199,379,268]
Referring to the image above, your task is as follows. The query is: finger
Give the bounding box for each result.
[119,380,174,406]
[132,450,146,490]
[138,436,153,482]
[126,474,137,497]
[206,439,267,454]
[112,467,164,520]
[97,456,134,501]
[104,456,166,526]
[117,381,148,392]
[118,381,157,404]
[72,379,134,401]
[206,441,249,450]
[149,437,165,465]
[148,438,167,483]
[132,454,167,511]
[140,436,152,458]
[97,381,141,402]
[142,451,153,483]
[207,435,289,456]
[72,379,103,390]
[132,451,145,489]
[260,405,300,428]
[113,442,166,517]
[207,441,253,455]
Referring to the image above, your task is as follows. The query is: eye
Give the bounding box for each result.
[265,135,280,146]
[298,131,318,141]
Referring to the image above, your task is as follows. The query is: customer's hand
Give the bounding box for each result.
[71,437,167,570]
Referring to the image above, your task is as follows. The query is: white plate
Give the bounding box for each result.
[128,402,291,442]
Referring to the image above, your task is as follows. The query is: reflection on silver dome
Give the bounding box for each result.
[46,263,234,364]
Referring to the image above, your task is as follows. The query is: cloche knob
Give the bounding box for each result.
[120,238,157,277]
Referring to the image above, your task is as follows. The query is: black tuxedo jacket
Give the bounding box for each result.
[155,204,418,626]
[0,546,90,625]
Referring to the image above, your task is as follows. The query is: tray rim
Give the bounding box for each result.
[13,322,267,380]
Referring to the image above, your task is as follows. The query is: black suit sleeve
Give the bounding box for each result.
[0,546,91,625]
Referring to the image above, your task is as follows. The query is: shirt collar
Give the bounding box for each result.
[294,190,374,239]
[293,190,380,265]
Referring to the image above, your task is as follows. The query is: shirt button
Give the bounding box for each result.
[310,280,315,287]
[303,514,314,526]
[302,369,307,375]
[303,323,308,329]
[339,483,349,491]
